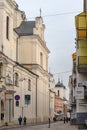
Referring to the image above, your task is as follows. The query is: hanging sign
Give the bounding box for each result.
[75,87,84,99]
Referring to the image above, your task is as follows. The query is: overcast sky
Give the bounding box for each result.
[15,0,83,87]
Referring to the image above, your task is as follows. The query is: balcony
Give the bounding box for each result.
[78,56,87,72]
[77,29,87,39]
[75,12,87,39]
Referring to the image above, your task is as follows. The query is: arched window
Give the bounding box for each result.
[0,63,2,78]
[58,90,60,96]
[28,79,31,91]
[14,73,19,86]
[6,16,9,39]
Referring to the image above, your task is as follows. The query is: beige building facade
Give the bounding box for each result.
[0,0,50,125]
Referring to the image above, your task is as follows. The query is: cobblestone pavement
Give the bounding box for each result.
[0,121,78,130]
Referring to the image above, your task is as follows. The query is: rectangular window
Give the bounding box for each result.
[40,52,43,66]
[6,16,9,40]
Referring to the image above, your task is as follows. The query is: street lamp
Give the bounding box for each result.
[0,87,3,124]
[19,78,26,130]
[48,87,52,128]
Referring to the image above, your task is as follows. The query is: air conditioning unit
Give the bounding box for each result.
[5,76,13,85]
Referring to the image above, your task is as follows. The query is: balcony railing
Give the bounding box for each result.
[77,29,87,39]
[75,12,87,39]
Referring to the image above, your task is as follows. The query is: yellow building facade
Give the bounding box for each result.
[74,1,87,126]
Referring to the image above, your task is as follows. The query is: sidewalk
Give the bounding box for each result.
[39,122,78,130]
[0,121,78,130]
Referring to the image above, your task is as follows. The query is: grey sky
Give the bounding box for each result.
[15,0,83,87]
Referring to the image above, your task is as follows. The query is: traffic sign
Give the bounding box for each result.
[15,95,20,100]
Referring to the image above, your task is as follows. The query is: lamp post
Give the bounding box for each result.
[19,78,26,130]
[21,106,24,130]
[0,88,2,124]
[48,76,51,128]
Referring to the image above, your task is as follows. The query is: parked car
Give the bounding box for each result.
[53,113,64,121]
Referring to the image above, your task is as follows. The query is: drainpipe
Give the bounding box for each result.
[12,64,18,118]
[84,0,87,36]
[12,65,15,118]
[16,36,20,62]
[36,77,38,124]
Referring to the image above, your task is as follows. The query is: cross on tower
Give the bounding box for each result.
[40,8,42,17]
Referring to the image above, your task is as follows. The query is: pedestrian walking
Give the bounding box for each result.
[63,116,66,123]
[18,116,22,125]
[66,117,68,123]
[23,116,27,125]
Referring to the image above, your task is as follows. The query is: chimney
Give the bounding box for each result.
[84,0,87,11]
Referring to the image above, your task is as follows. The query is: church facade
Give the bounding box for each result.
[0,0,50,125]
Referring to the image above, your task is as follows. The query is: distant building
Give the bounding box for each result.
[49,73,55,120]
[55,96,63,114]
[55,79,66,100]
[54,79,67,116]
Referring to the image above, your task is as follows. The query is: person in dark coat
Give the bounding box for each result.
[23,116,27,125]
[66,117,68,123]
[18,116,22,125]
[64,116,66,123]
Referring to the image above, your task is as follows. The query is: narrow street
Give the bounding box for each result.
[0,121,78,130]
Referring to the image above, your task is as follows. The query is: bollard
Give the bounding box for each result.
[48,118,50,128]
